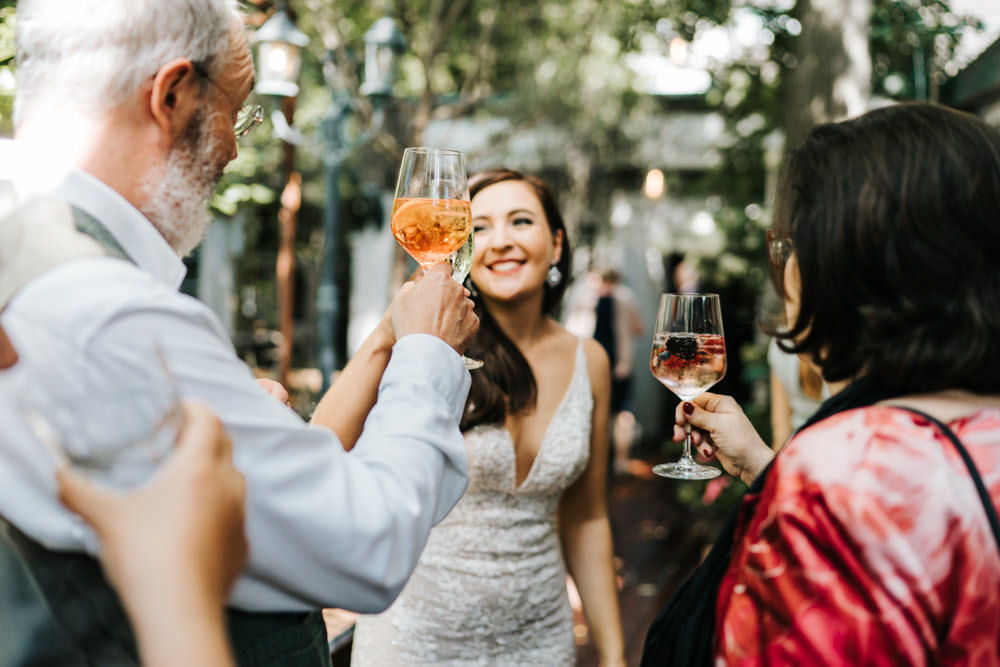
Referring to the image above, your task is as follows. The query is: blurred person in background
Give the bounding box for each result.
[593,269,645,477]
[767,337,825,449]
[643,102,1000,665]
[563,268,601,342]
[351,168,625,666]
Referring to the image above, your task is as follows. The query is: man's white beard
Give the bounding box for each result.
[140,112,225,257]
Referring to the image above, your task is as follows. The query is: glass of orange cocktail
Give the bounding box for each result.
[391,147,481,369]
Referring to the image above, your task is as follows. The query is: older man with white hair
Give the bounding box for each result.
[0,196,248,667]
[0,1,478,665]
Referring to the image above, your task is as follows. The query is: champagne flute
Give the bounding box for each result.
[649,293,727,480]
[450,232,474,286]
[391,147,482,370]
[448,232,484,369]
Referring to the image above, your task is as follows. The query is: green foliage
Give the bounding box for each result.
[870,0,985,100]
[870,0,984,99]
[223,0,986,396]
[0,0,987,386]
[0,2,17,136]
[288,0,748,171]
[654,0,982,462]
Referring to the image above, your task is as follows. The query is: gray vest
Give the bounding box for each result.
[0,203,331,667]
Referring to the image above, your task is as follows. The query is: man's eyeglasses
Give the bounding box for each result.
[191,61,263,139]
[766,228,793,292]
[234,105,264,139]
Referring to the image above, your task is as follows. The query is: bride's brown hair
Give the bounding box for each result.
[460,169,573,432]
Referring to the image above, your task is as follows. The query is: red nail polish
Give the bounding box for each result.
[683,402,694,415]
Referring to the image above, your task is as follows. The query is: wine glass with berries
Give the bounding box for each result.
[649,293,727,479]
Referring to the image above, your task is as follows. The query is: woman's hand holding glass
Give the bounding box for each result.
[56,401,246,667]
[673,392,775,487]
[56,401,247,606]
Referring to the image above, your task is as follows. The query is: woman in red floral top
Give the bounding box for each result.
[643,102,1000,666]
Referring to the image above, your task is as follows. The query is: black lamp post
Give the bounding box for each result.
[252,1,309,388]
[316,15,406,393]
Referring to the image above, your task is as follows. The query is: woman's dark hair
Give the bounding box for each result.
[772,102,1000,394]
[460,168,573,431]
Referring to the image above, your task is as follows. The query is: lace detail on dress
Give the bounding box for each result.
[352,339,593,666]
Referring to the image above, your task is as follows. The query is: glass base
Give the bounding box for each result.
[652,460,721,480]
[463,355,484,370]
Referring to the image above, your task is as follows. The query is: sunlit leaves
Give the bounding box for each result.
[0,2,16,135]
[212,182,276,217]
[870,0,984,99]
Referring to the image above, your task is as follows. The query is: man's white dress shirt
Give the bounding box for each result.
[0,140,471,613]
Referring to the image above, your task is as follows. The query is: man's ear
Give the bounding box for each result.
[149,58,200,142]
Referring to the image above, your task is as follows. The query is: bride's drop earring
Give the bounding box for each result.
[546,263,562,287]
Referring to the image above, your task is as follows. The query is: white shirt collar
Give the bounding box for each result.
[0,138,187,290]
[55,169,186,289]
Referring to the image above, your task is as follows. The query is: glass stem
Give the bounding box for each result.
[680,423,695,463]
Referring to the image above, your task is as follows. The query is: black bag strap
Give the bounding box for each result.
[899,407,1000,553]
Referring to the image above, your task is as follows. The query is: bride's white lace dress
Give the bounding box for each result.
[351,339,592,666]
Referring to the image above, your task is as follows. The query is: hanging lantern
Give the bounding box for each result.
[253,4,310,98]
[360,16,407,98]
